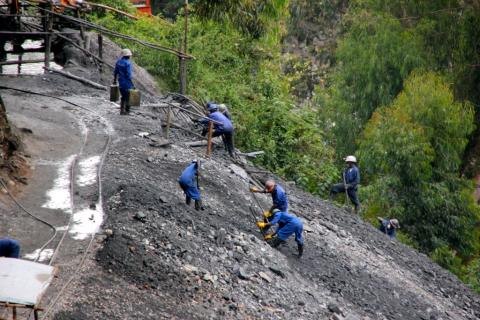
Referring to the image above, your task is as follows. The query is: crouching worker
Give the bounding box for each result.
[178,160,204,211]
[257,209,304,258]
[200,102,235,157]
[0,238,20,258]
[378,217,399,239]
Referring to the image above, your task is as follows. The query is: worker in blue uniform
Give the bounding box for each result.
[250,180,288,213]
[330,155,361,214]
[113,48,134,115]
[218,104,231,120]
[257,209,304,257]
[0,238,20,258]
[200,103,235,157]
[178,160,203,211]
[378,218,399,238]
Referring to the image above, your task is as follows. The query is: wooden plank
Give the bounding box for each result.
[43,67,107,90]
[206,121,213,158]
[0,59,53,66]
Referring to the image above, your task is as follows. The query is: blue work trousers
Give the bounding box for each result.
[331,183,360,207]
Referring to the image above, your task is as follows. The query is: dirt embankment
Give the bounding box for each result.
[43,90,479,319]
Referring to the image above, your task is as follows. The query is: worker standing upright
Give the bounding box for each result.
[113,48,134,115]
[330,155,361,214]
[178,160,203,211]
[251,180,288,213]
[0,238,20,258]
[257,209,304,257]
[200,103,235,157]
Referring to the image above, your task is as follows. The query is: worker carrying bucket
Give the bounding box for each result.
[113,48,136,115]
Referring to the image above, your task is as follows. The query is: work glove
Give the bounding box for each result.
[256,221,267,229]
[264,234,273,240]
[249,186,259,193]
[263,210,272,219]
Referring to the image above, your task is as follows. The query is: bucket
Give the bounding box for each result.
[109,84,119,102]
[128,89,141,106]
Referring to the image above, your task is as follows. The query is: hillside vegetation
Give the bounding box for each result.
[88,0,480,292]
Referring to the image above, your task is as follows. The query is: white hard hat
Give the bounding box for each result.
[218,104,227,111]
[345,155,357,163]
[390,219,400,228]
[121,48,132,57]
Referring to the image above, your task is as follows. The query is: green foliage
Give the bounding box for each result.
[193,0,289,39]
[431,246,464,272]
[358,71,479,258]
[463,258,480,293]
[321,11,425,156]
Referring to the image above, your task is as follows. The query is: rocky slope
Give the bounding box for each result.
[43,90,479,319]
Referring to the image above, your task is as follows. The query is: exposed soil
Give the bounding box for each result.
[0,32,479,320]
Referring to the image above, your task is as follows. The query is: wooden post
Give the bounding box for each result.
[179,57,186,94]
[34,309,39,320]
[17,53,22,74]
[178,0,188,94]
[165,105,171,138]
[76,8,86,47]
[44,9,53,69]
[98,34,103,73]
[12,306,16,320]
[206,121,213,158]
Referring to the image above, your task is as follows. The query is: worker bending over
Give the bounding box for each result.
[330,155,361,214]
[378,217,399,239]
[251,180,288,213]
[114,48,134,115]
[200,103,235,157]
[218,104,231,120]
[0,238,20,258]
[178,160,204,211]
[257,209,304,257]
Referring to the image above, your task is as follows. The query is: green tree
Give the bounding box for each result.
[194,0,289,38]
[320,11,424,157]
[358,71,478,257]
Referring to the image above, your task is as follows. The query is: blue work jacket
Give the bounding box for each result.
[379,219,396,238]
[268,211,304,244]
[178,162,201,200]
[272,184,288,212]
[200,111,233,133]
[344,165,360,189]
[114,57,134,90]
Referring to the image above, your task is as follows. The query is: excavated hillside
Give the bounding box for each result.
[0,31,479,320]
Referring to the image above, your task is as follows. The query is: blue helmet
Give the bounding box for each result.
[206,102,218,112]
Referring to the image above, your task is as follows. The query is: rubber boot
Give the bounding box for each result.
[120,101,126,115]
[270,237,285,248]
[297,243,304,258]
[126,104,130,115]
[185,197,191,205]
[194,200,204,211]
[354,204,361,214]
